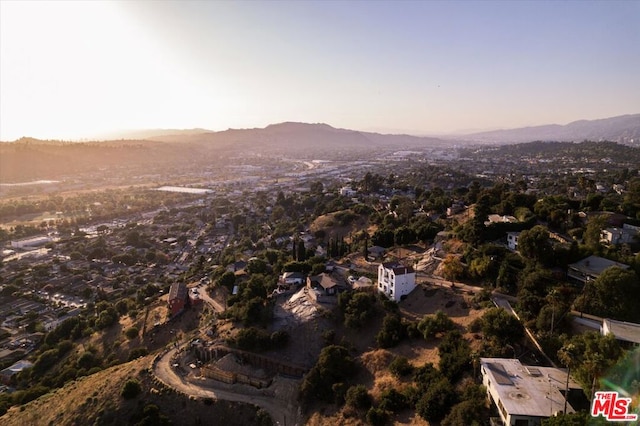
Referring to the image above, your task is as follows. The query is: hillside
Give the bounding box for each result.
[1,356,265,426]
[458,114,640,145]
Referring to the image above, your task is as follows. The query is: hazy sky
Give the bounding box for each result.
[1,0,639,141]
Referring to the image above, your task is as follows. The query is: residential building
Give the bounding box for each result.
[10,236,52,249]
[480,358,584,426]
[0,360,33,385]
[567,255,629,285]
[377,262,416,302]
[485,214,518,226]
[601,318,640,346]
[168,282,188,317]
[507,232,520,251]
[307,273,340,296]
[339,186,356,197]
[447,201,465,216]
[600,226,638,245]
[280,271,306,286]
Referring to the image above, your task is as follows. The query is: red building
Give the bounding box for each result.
[168,282,188,317]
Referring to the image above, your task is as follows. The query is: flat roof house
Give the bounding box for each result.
[567,255,629,285]
[481,358,584,426]
[601,318,640,346]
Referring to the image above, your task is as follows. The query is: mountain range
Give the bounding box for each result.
[2,114,639,183]
[131,113,640,147]
[453,113,640,145]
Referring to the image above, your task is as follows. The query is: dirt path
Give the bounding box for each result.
[154,346,303,426]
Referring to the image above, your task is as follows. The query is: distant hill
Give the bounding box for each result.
[457,114,640,145]
[2,115,639,182]
[97,128,213,140]
[149,121,451,154]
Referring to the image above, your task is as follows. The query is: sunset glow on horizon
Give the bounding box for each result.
[1,0,639,141]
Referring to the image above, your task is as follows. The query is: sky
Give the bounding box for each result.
[1,0,639,141]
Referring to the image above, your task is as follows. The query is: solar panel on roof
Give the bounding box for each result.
[489,362,514,385]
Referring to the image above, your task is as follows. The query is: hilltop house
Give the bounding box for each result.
[307,273,341,296]
[481,358,585,426]
[377,262,416,302]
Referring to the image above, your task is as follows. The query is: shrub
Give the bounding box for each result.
[345,385,371,410]
[231,327,272,352]
[375,314,406,348]
[125,327,139,340]
[416,378,457,422]
[378,388,408,413]
[121,379,142,399]
[299,345,355,405]
[417,310,456,340]
[128,347,148,361]
[389,356,413,378]
[366,407,389,426]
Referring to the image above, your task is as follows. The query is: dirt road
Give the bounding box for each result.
[154,346,303,426]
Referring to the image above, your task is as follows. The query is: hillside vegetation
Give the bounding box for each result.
[2,356,265,426]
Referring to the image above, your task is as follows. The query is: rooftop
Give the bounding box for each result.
[168,281,187,301]
[602,318,640,344]
[381,262,415,275]
[481,358,582,418]
[568,255,629,276]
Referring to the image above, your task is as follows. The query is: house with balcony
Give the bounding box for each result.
[377,262,416,302]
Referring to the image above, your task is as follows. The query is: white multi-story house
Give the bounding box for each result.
[339,186,357,197]
[506,232,520,251]
[377,262,416,302]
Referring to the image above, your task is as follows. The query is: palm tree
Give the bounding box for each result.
[557,343,577,414]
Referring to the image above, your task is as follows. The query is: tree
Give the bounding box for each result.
[345,384,371,409]
[441,400,486,426]
[442,254,464,285]
[339,292,377,329]
[438,329,471,382]
[574,267,640,322]
[558,332,623,400]
[299,345,355,404]
[247,258,268,275]
[218,271,236,291]
[418,310,456,340]
[125,327,139,340]
[517,225,552,264]
[121,379,142,399]
[541,412,589,426]
[480,308,524,346]
[584,215,607,252]
[376,313,406,348]
[416,378,457,422]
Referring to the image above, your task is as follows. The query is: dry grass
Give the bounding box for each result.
[310,285,487,425]
[2,354,263,426]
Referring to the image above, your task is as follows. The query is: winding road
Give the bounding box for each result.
[154,346,302,426]
[154,285,302,425]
